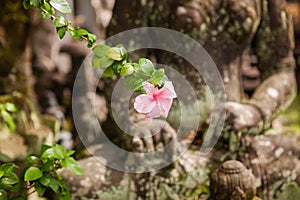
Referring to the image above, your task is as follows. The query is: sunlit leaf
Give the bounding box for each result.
[25,156,40,164]
[24,167,43,181]
[105,47,123,61]
[120,63,134,76]
[1,110,15,132]
[69,29,88,40]
[49,0,72,14]
[53,16,66,27]
[61,157,83,176]
[87,33,97,48]
[5,103,17,113]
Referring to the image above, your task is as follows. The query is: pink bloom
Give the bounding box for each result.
[134,81,177,119]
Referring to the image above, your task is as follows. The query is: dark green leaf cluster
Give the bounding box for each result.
[23,144,82,199]
[0,144,82,200]
[92,45,168,92]
[0,164,24,200]
[0,102,18,132]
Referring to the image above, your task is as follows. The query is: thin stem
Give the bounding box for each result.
[40,8,96,48]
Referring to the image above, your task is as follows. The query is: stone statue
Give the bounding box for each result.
[107,0,297,132]
[60,0,298,199]
[101,0,297,198]
[210,160,257,200]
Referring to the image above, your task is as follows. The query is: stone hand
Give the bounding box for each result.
[225,102,262,131]
[127,119,177,170]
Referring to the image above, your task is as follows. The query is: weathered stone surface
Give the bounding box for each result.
[60,156,124,199]
[0,133,28,162]
[239,133,300,198]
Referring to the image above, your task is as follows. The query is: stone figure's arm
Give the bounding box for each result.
[250,0,297,128]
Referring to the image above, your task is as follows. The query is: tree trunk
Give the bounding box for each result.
[0,1,35,99]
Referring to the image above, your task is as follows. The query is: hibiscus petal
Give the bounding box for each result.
[146,105,161,119]
[134,94,156,113]
[142,81,158,95]
[157,81,177,98]
[158,98,173,117]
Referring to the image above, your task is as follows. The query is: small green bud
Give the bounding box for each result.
[105,47,123,61]
[120,63,134,76]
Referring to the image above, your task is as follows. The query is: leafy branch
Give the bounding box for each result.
[0,144,82,200]
[23,0,97,48]
[23,0,170,93]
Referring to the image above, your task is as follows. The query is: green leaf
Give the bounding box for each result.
[124,75,145,92]
[31,0,41,7]
[40,160,54,171]
[41,144,51,155]
[0,189,8,200]
[41,144,65,160]
[11,195,27,200]
[53,16,66,27]
[87,33,97,48]
[1,110,15,132]
[69,29,88,41]
[103,67,115,78]
[149,69,165,85]
[54,144,67,156]
[0,171,4,178]
[0,164,18,174]
[9,183,20,193]
[1,173,19,185]
[49,0,72,14]
[116,44,128,59]
[56,27,66,39]
[61,157,83,175]
[24,167,43,181]
[25,156,40,164]
[120,63,134,76]
[5,103,17,113]
[41,2,52,12]
[112,61,123,73]
[93,44,110,57]
[40,12,52,19]
[65,150,75,157]
[105,47,123,61]
[138,58,154,76]
[34,182,46,197]
[23,0,31,9]
[40,174,59,192]
[92,56,114,69]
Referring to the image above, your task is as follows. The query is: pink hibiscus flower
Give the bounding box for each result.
[134,81,177,119]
